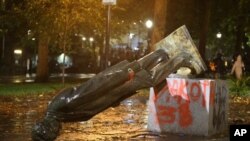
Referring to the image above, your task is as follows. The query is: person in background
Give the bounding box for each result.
[231,54,245,80]
[214,52,225,79]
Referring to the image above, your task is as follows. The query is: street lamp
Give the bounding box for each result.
[81,37,86,48]
[145,20,153,29]
[102,0,116,69]
[82,37,86,41]
[145,20,153,54]
[14,49,22,55]
[14,49,22,65]
[216,32,222,39]
[89,37,94,47]
[89,37,94,42]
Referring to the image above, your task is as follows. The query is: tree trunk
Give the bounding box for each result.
[151,0,200,52]
[198,0,211,60]
[150,0,167,51]
[35,36,49,82]
[234,16,244,54]
[234,0,248,54]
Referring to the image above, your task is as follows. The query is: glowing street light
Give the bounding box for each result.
[89,37,94,42]
[14,49,22,55]
[145,20,153,29]
[82,37,86,41]
[89,37,95,48]
[102,0,116,5]
[216,32,222,38]
[81,37,86,48]
[145,20,153,54]
[14,49,22,65]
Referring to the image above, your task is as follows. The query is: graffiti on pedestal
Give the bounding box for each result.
[152,78,213,128]
[212,81,227,130]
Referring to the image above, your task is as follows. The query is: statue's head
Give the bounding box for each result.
[31,117,61,141]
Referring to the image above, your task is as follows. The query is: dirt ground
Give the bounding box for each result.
[0,91,249,141]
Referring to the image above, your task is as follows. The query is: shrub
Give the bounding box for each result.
[229,76,250,96]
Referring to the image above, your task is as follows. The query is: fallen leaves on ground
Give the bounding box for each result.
[0,92,249,141]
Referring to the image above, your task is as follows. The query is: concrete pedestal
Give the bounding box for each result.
[147,78,228,136]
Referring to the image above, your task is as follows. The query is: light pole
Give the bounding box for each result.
[102,0,116,69]
[81,37,86,48]
[145,19,153,54]
[89,37,95,57]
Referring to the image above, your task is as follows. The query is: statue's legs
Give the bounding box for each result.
[31,49,169,141]
[31,50,200,141]
[44,49,169,121]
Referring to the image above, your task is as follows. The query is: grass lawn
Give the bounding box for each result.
[1,77,249,97]
[0,83,77,96]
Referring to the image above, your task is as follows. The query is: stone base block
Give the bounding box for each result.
[147,78,228,136]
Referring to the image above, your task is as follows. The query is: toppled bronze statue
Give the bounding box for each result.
[31,25,207,141]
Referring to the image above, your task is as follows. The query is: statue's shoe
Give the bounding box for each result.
[154,25,207,74]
